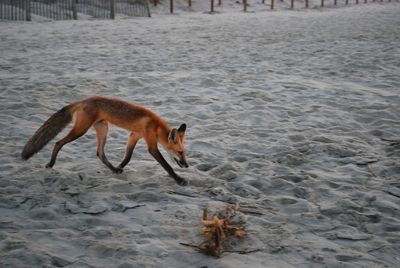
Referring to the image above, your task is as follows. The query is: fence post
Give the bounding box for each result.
[26,0,31,21]
[305,0,309,7]
[11,0,14,20]
[321,0,324,7]
[110,0,115,19]
[188,0,191,8]
[334,0,337,5]
[271,0,274,9]
[218,0,222,5]
[72,0,77,19]
[211,0,214,12]
[243,0,247,12]
[345,0,348,4]
[170,0,173,13]
[356,0,359,4]
[290,0,294,8]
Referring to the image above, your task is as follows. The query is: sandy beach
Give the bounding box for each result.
[1,2,400,267]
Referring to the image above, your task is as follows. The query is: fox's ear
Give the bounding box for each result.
[168,128,178,144]
[178,123,186,133]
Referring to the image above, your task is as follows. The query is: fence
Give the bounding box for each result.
[1,0,31,20]
[156,0,398,13]
[0,0,150,20]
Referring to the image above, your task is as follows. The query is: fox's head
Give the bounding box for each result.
[165,123,188,168]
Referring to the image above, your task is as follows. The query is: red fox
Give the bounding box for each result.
[21,96,189,186]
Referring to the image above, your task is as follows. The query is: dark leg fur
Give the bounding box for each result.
[46,123,90,168]
[148,147,188,186]
[94,120,122,173]
[118,133,140,169]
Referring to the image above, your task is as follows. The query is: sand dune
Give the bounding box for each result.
[1,3,400,267]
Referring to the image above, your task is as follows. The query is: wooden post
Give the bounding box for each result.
[345,0,349,4]
[334,0,337,5]
[26,0,31,21]
[188,0,191,8]
[271,0,274,9]
[72,0,77,20]
[306,0,309,8]
[153,0,157,6]
[321,0,324,7]
[170,0,173,13]
[290,0,294,8]
[356,0,359,4]
[110,0,115,19]
[146,0,151,17]
[211,0,214,12]
[243,0,247,12]
[218,0,222,5]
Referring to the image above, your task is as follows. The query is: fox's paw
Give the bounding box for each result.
[113,167,124,174]
[176,177,188,186]
[45,163,53,169]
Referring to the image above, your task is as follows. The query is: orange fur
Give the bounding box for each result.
[21,96,188,185]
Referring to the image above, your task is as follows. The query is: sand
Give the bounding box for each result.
[1,2,400,267]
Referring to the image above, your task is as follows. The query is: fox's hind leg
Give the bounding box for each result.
[94,120,122,174]
[46,111,92,169]
[117,132,140,169]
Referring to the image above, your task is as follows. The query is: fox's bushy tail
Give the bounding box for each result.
[21,105,73,160]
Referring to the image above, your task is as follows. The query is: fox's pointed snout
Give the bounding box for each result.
[180,161,189,168]
[175,158,189,168]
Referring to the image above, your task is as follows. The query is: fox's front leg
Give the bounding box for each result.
[148,146,188,186]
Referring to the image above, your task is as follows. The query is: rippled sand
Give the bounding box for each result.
[1,3,399,267]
